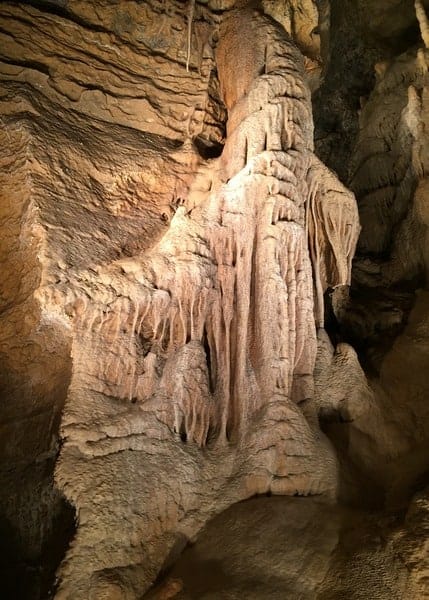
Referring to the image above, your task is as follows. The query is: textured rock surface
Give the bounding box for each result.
[50,6,360,598]
[150,494,428,600]
[326,7,429,516]
[0,0,429,599]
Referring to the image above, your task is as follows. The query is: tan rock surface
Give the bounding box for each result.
[49,6,360,597]
[0,1,428,599]
[334,14,429,514]
[150,494,427,599]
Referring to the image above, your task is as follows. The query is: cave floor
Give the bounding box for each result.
[148,495,411,600]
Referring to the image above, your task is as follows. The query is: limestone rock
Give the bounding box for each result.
[350,45,429,267]
[150,495,421,599]
[1,1,428,599]
[51,7,360,596]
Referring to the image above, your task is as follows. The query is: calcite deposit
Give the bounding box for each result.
[0,1,428,599]
[48,6,361,597]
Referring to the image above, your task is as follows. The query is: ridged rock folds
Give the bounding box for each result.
[48,6,360,598]
[0,2,364,599]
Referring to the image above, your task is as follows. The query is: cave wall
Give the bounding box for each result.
[0,1,428,599]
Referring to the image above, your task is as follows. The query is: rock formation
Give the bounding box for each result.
[48,6,360,598]
[0,1,428,599]
[149,494,428,600]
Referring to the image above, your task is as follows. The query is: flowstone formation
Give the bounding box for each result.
[3,0,429,598]
[45,5,361,599]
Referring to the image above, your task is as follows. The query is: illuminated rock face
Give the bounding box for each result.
[49,7,361,599]
[3,1,429,599]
